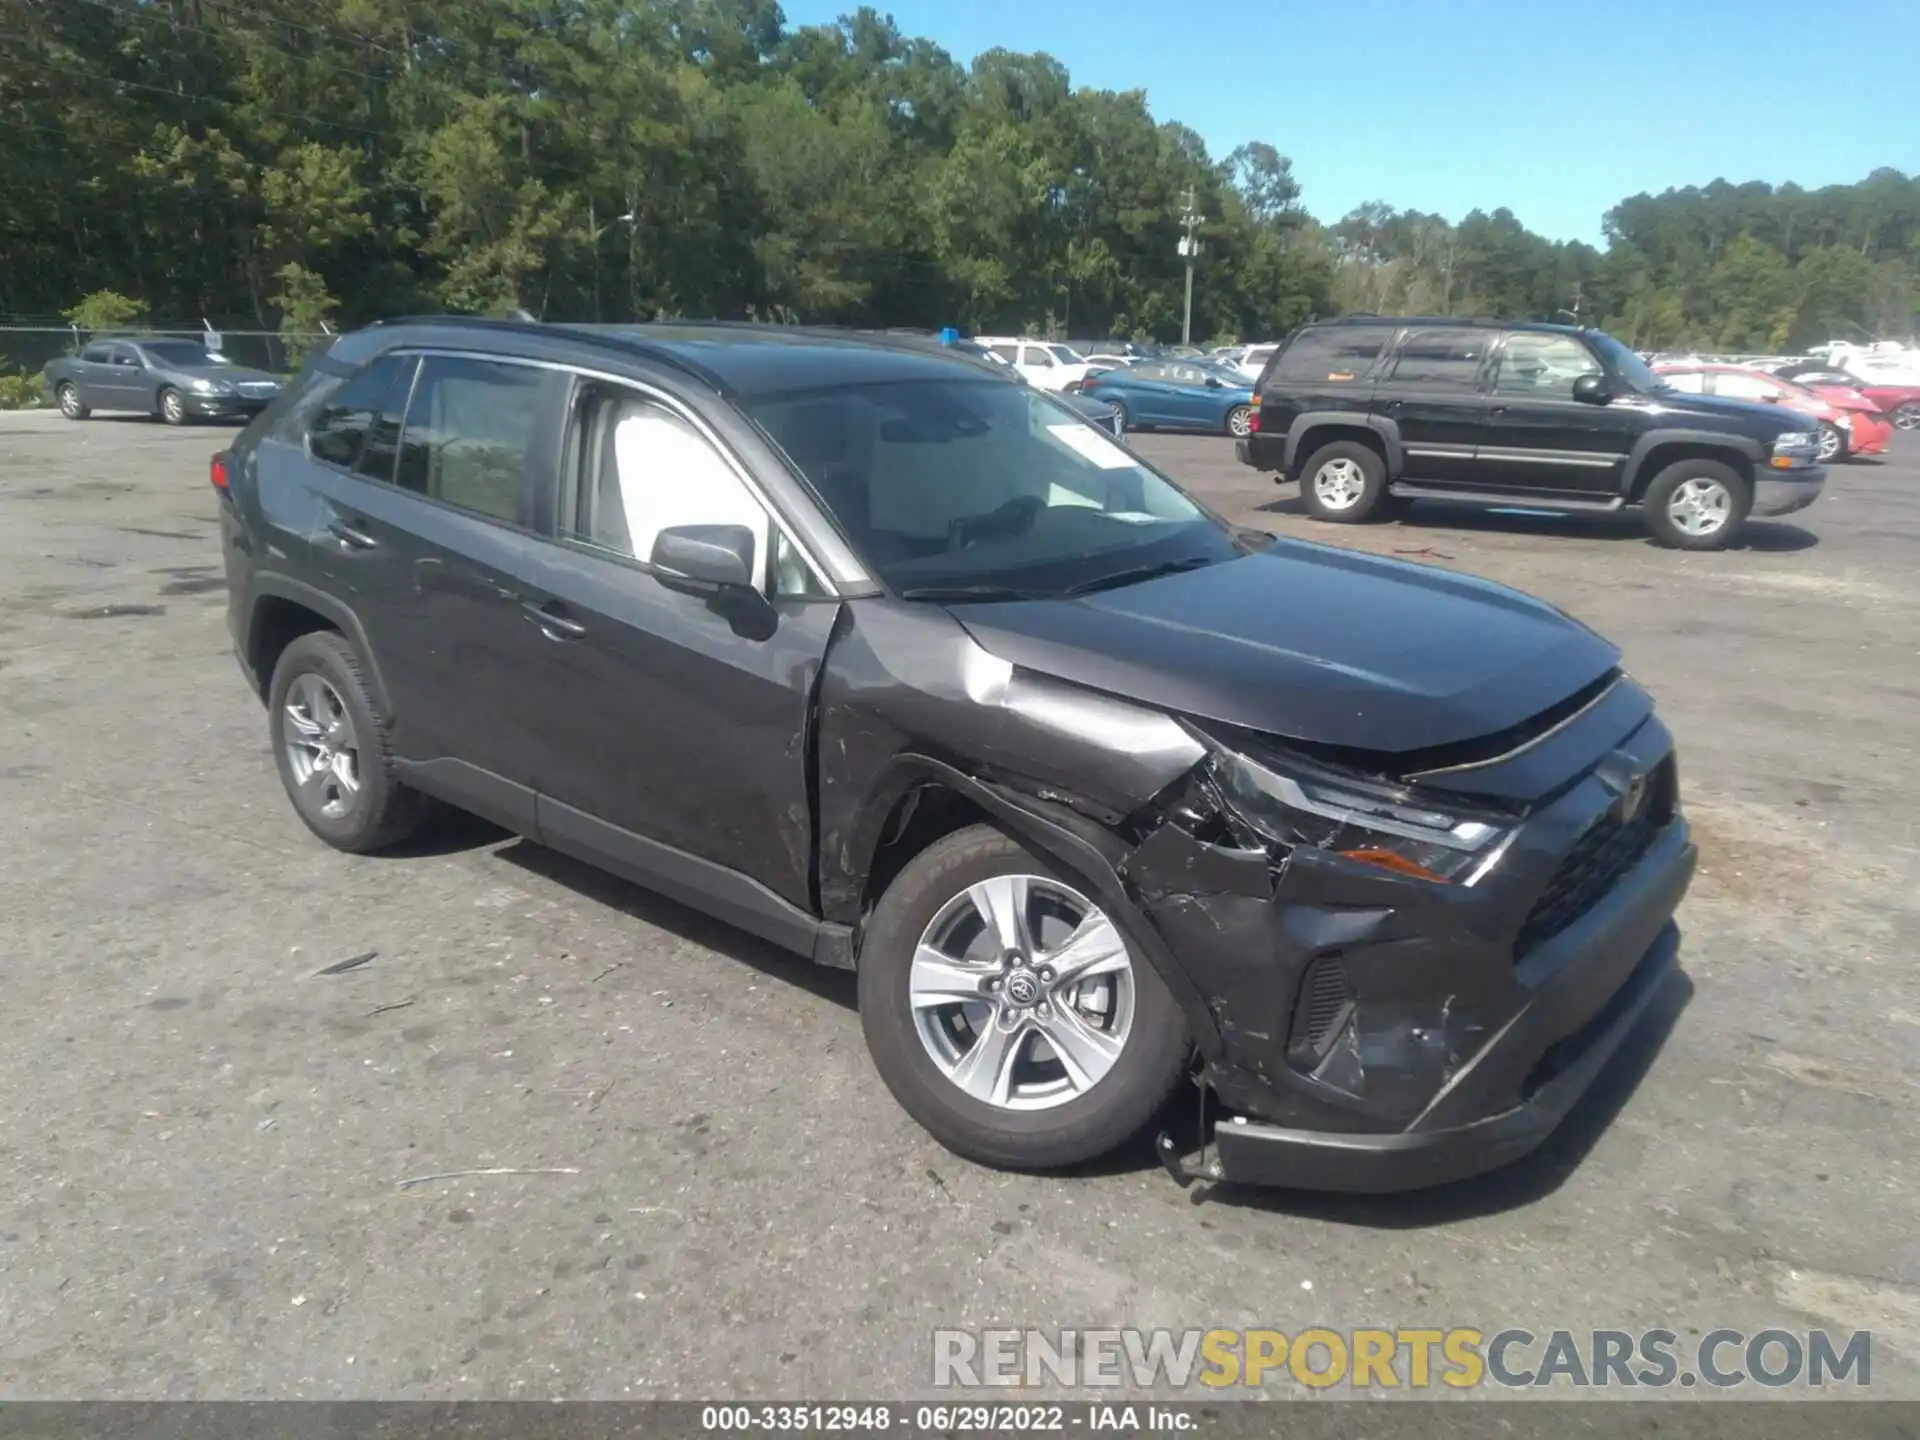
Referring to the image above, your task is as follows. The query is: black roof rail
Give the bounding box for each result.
[371,313,734,392]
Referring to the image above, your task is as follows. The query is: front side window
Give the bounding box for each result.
[987,344,1019,363]
[567,394,770,583]
[748,380,1236,598]
[395,356,546,523]
[307,355,413,471]
[80,344,111,363]
[1385,328,1490,388]
[1046,345,1083,365]
[141,341,228,368]
[1659,370,1707,394]
[1491,334,1602,397]
[1022,346,1056,368]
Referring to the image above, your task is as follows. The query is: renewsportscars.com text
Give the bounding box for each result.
[932,1327,1873,1391]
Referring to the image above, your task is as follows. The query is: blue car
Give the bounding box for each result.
[1080,360,1258,437]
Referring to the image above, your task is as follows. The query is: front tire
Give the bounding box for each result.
[1817,423,1848,463]
[1643,458,1751,551]
[858,825,1190,1171]
[1107,399,1129,433]
[1297,439,1388,523]
[268,631,430,852]
[158,387,189,426]
[1226,404,1254,439]
[57,383,90,420]
[1891,402,1920,431]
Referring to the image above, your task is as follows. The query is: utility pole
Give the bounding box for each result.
[1177,186,1202,346]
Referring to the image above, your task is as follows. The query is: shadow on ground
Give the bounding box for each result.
[1257,494,1820,553]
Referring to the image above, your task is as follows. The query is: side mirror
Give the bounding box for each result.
[1759,392,1782,403]
[1204,376,1223,389]
[1571,374,1611,405]
[650,524,755,594]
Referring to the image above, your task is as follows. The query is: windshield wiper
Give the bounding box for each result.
[897,583,1049,602]
[1059,556,1216,596]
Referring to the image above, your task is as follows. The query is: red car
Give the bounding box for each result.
[1653,363,1892,461]
[1776,362,1920,432]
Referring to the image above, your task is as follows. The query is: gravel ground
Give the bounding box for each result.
[0,410,1915,1401]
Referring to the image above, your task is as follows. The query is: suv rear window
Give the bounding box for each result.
[1269,328,1387,384]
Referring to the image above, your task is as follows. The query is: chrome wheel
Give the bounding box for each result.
[1666,475,1733,538]
[1312,457,1367,510]
[161,389,184,424]
[910,874,1135,1112]
[58,384,82,418]
[1893,403,1920,431]
[1817,424,1844,462]
[282,673,361,821]
[1227,405,1254,438]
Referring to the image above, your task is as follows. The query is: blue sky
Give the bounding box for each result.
[783,0,1920,245]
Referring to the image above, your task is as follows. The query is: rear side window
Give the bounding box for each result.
[1384,328,1490,388]
[1270,328,1388,384]
[80,344,112,363]
[1710,371,1779,402]
[395,356,546,524]
[307,355,412,472]
[988,344,1019,363]
[1659,371,1706,394]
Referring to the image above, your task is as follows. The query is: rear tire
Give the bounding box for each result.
[158,387,189,426]
[1817,423,1848,463]
[1891,402,1920,431]
[1226,404,1254,438]
[268,631,431,853]
[1297,439,1388,523]
[1107,399,1129,432]
[1642,458,1751,551]
[858,825,1190,1172]
[56,383,89,420]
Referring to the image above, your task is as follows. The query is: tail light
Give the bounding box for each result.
[210,451,230,493]
[1247,395,1262,433]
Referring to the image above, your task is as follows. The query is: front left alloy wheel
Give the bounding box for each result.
[859,825,1190,1170]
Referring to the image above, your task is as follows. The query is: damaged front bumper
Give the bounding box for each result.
[1130,714,1696,1194]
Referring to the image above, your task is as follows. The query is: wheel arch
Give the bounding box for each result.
[844,754,1225,1060]
[244,576,392,716]
[1622,429,1761,501]
[1285,412,1400,478]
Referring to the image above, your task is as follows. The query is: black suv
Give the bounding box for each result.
[1238,317,1826,550]
[218,318,1696,1193]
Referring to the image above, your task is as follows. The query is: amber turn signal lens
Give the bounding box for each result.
[1338,848,1451,883]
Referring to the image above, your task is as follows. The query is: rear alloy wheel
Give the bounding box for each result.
[1643,458,1752,551]
[1106,399,1129,433]
[1226,404,1254,439]
[158,387,188,426]
[57,383,89,421]
[268,631,431,852]
[1817,423,1848,463]
[858,825,1190,1171]
[1297,439,1388,523]
[1892,402,1920,431]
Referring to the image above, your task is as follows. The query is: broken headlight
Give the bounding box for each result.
[1209,745,1513,884]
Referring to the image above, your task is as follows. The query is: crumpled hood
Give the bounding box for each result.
[951,542,1621,755]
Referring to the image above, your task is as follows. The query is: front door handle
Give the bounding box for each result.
[326,518,377,550]
[521,599,587,640]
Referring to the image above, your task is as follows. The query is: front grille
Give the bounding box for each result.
[1287,956,1354,1065]
[1514,759,1674,958]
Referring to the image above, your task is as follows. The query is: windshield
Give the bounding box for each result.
[140,341,230,368]
[747,380,1238,598]
[1587,331,1666,393]
[1045,344,1085,365]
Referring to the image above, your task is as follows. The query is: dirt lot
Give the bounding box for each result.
[1,410,1916,1399]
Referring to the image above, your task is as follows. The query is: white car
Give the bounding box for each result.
[975,337,1105,393]
[1233,343,1279,382]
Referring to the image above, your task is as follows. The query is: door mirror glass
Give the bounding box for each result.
[1571,373,1611,404]
[652,524,756,592]
[1204,376,1223,389]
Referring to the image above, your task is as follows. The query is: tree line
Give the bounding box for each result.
[2,0,1916,354]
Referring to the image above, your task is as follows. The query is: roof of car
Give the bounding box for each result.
[364,317,1007,397]
[1305,315,1590,336]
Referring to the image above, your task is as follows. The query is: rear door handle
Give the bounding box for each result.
[521,599,587,640]
[326,518,377,550]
